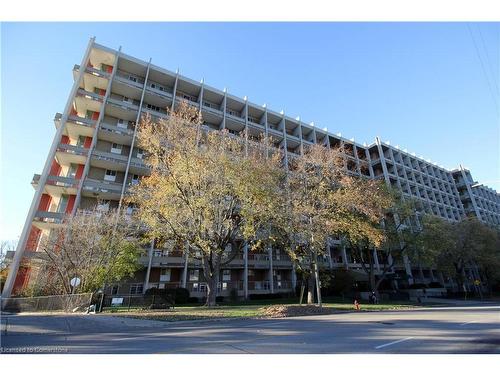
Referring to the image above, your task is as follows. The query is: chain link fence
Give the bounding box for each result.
[1,293,94,313]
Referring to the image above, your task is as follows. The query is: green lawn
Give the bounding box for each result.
[103,298,424,321]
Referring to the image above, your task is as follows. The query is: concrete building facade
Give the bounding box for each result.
[3,39,499,299]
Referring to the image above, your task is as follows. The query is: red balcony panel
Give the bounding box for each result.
[61,135,70,144]
[91,111,100,121]
[13,266,31,296]
[70,107,78,116]
[49,160,62,176]
[83,136,93,148]
[75,164,85,179]
[65,195,76,214]
[26,227,42,252]
[38,194,52,211]
[97,88,106,96]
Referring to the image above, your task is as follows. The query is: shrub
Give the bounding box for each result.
[248,293,285,300]
[229,288,239,302]
[215,296,224,303]
[428,282,443,288]
[187,297,199,303]
[407,283,427,289]
[173,287,190,304]
[144,287,190,304]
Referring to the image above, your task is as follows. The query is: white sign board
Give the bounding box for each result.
[70,277,81,288]
[111,298,124,306]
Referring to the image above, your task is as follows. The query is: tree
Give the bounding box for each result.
[342,186,407,293]
[30,208,141,295]
[420,216,500,294]
[129,102,285,306]
[274,144,392,306]
[0,241,17,293]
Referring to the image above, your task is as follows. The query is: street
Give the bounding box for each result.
[1,304,499,354]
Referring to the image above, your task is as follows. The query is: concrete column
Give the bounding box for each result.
[373,249,380,272]
[399,253,414,286]
[143,240,155,292]
[268,246,274,293]
[171,71,179,111]
[2,37,96,299]
[181,249,188,288]
[119,58,151,209]
[243,242,249,300]
[73,46,121,215]
[291,266,297,289]
[439,272,446,286]
[429,269,436,281]
[341,245,349,269]
[327,240,333,270]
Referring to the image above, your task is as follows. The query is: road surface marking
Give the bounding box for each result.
[460,321,477,326]
[375,337,414,349]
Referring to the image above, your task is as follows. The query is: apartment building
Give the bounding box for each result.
[3,38,499,299]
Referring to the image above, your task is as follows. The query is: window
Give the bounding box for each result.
[123,96,131,103]
[146,103,161,112]
[130,283,143,295]
[222,269,231,281]
[126,205,134,216]
[248,269,254,277]
[104,169,117,182]
[97,200,110,212]
[151,83,156,89]
[117,119,127,129]
[57,194,69,213]
[189,269,199,281]
[67,163,78,178]
[76,135,87,147]
[131,174,140,185]
[111,285,119,295]
[111,143,122,154]
[160,268,171,282]
[136,148,144,159]
[128,75,137,82]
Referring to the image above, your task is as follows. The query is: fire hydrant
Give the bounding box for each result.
[354,300,360,310]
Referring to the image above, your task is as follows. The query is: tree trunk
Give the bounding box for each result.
[307,272,315,304]
[205,275,218,307]
[313,253,322,307]
[202,253,220,307]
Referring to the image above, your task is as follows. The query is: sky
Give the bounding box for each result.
[1,22,499,243]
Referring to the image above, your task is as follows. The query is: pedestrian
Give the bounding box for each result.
[371,291,378,304]
[354,300,360,310]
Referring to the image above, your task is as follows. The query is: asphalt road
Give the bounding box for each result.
[1,304,499,354]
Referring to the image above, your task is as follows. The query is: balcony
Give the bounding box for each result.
[139,253,185,267]
[98,122,134,145]
[107,97,140,112]
[56,143,89,165]
[32,174,79,195]
[91,149,129,171]
[114,70,145,90]
[33,210,65,230]
[82,178,123,200]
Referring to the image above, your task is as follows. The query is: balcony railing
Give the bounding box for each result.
[107,97,140,111]
[35,174,79,189]
[76,88,104,103]
[92,149,128,163]
[67,115,96,127]
[83,178,123,195]
[34,211,64,224]
[100,122,134,137]
[57,143,89,156]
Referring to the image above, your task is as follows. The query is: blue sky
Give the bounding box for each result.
[1,22,499,243]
